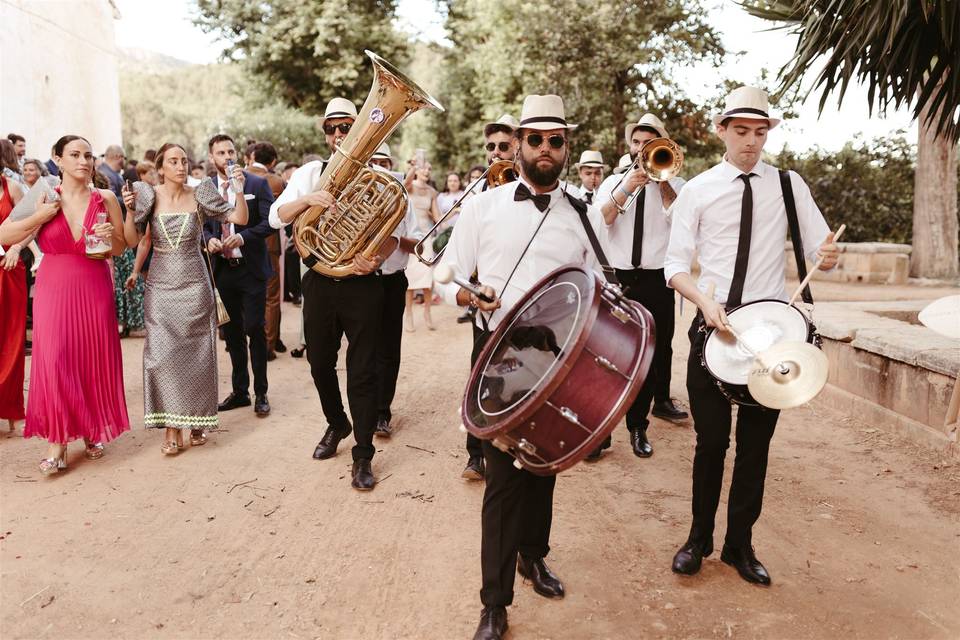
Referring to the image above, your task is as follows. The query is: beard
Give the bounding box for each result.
[520,152,565,187]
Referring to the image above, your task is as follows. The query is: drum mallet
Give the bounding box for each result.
[788,224,845,306]
[705,282,781,373]
[434,264,495,303]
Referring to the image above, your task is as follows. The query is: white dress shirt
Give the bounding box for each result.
[436,178,606,329]
[595,173,685,270]
[664,158,831,305]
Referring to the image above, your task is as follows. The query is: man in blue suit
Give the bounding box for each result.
[203,133,275,417]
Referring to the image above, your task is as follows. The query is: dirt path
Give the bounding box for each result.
[2,294,958,639]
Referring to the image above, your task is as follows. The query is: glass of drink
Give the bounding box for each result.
[85,211,111,259]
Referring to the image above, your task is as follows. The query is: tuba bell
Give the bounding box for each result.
[293,50,444,278]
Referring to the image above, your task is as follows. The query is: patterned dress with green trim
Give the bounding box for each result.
[132,179,229,431]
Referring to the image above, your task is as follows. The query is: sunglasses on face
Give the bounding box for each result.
[485,141,512,153]
[524,133,566,149]
[323,122,352,135]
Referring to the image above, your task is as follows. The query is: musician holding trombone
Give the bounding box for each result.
[592,113,689,461]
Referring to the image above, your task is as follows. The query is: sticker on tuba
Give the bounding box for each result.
[369,108,385,124]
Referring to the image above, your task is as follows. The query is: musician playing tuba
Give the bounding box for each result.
[591,113,690,462]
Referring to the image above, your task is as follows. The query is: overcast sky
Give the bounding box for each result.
[112,0,917,152]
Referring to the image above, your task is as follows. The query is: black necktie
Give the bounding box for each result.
[584,191,593,204]
[514,183,551,212]
[727,173,756,308]
[630,187,646,268]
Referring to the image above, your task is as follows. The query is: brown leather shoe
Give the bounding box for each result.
[472,606,507,640]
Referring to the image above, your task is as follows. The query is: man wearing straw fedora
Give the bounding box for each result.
[269,97,400,492]
[572,149,605,204]
[436,94,608,640]
[591,113,688,462]
[664,86,839,586]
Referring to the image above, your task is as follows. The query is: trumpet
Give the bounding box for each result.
[610,137,684,212]
[412,158,518,266]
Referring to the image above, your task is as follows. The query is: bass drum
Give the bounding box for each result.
[701,299,820,407]
[462,265,655,475]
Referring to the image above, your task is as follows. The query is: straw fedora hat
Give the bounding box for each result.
[713,86,781,128]
[574,150,604,170]
[518,95,578,131]
[483,114,519,137]
[624,113,668,145]
[321,97,358,127]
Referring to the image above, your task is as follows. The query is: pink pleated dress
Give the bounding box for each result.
[23,189,130,443]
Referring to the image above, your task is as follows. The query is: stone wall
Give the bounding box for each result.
[785,242,912,285]
[0,0,122,161]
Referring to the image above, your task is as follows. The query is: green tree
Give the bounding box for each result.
[424,0,726,174]
[194,0,411,115]
[743,0,959,278]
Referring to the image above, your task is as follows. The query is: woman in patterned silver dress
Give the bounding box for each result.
[123,143,248,455]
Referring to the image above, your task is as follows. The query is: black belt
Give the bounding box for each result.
[226,257,245,267]
[322,270,382,283]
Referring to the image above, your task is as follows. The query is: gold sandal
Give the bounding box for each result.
[160,440,180,455]
[190,430,207,447]
[84,441,105,460]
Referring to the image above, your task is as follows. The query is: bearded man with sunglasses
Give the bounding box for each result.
[269,98,400,492]
[437,95,608,640]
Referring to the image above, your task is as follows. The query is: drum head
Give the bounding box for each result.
[464,267,595,432]
[704,300,810,386]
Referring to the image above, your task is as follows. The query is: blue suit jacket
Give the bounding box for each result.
[203,170,276,282]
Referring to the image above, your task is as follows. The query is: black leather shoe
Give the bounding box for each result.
[275,339,287,353]
[720,544,771,585]
[630,427,653,457]
[457,308,476,324]
[312,425,350,460]
[462,456,485,480]
[290,346,305,358]
[517,556,565,599]
[374,416,392,438]
[218,392,251,412]
[254,394,270,417]
[652,398,689,422]
[351,458,376,491]
[671,539,714,576]
[585,434,612,462]
[472,606,507,640]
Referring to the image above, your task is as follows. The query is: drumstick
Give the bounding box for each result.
[434,264,495,303]
[705,281,780,372]
[788,224,846,306]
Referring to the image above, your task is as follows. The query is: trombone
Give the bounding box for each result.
[610,137,684,212]
[413,158,519,266]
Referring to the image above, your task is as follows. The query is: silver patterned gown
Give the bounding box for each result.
[133,179,231,430]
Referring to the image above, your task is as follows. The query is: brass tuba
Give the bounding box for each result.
[293,50,444,278]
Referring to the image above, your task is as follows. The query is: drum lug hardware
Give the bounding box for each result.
[513,458,523,469]
[559,440,565,449]
[610,305,632,324]
[594,355,621,374]
[517,438,537,455]
[528,421,535,431]
[559,407,579,425]
[492,437,511,453]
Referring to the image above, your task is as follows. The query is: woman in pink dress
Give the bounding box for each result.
[0,173,26,432]
[0,135,133,474]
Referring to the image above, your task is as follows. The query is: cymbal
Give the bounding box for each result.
[918,295,960,340]
[747,342,829,410]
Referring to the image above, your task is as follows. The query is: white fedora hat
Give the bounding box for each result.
[625,113,668,144]
[713,86,781,128]
[371,143,391,161]
[613,153,633,174]
[518,95,578,131]
[483,114,519,137]
[321,97,358,126]
[575,150,604,169]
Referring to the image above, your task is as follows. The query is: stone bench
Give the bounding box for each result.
[786,242,912,285]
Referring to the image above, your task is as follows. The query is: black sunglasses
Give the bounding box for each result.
[485,141,512,153]
[323,122,352,135]
[524,133,566,149]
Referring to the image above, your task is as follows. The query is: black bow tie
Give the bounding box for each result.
[514,183,551,212]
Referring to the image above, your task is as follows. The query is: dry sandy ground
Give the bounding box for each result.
[2,282,959,640]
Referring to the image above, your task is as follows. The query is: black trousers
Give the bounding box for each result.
[616,267,676,432]
[475,329,556,607]
[283,245,302,300]
[217,266,268,397]
[685,317,779,548]
[465,322,487,459]
[376,270,408,421]
[302,270,382,462]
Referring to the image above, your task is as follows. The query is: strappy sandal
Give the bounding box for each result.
[39,450,67,475]
[161,440,180,455]
[190,430,207,447]
[84,440,105,460]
